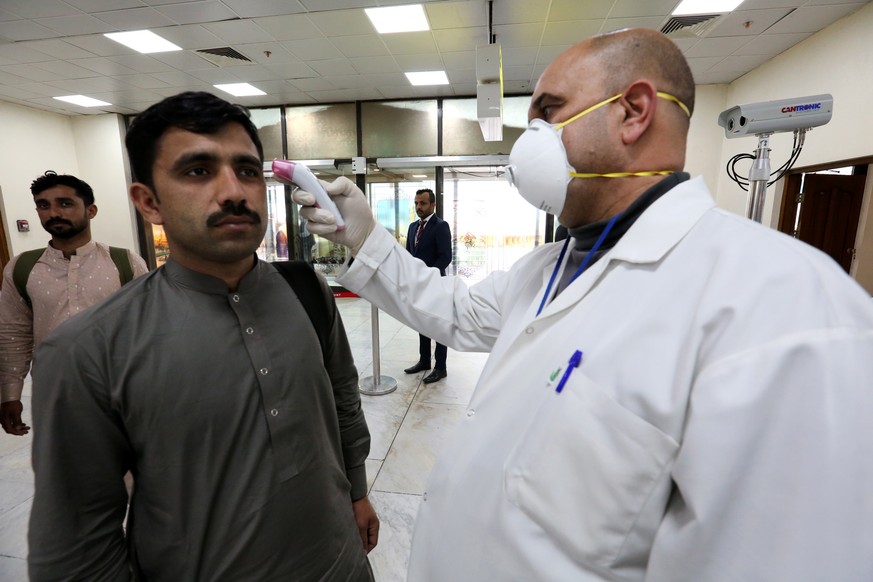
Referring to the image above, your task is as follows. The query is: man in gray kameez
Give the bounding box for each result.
[28,91,378,581]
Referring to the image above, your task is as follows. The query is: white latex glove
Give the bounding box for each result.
[289,176,375,255]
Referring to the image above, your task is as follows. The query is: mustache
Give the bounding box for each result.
[206,201,262,227]
[45,218,72,227]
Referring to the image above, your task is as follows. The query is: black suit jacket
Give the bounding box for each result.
[407,214,451,276]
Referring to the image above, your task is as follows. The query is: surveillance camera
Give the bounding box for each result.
[717,94,833,138]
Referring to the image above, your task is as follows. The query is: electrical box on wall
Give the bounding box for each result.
[16,220,29,232]
[352,157,367,174]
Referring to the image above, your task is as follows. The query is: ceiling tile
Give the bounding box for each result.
[493,0,549,25]
[708,53,773,71]
[305,87,382,102]
[535,44,572,65]
[686,56,726,74]
[307,9,375,36]
[548,0,614,21]
[297,0,375,9]
[0,64,58,82]
[35,14,116,36]
[350,55,402,74]
[0,1,80,19]
[73,57,141,76]
[541,20,602,46]
[766,3,866,33]
[65,34,138,56]
[109,53,178,73]
[684,35,753,58]
[27,39,97,60]
[93,7,176,29]
[154,1,239,26]
[33,60,102,79]
[281,38,344,60]
[236,43,298,64]
[187,67,240,84]
[252,14,323,41]
[433,27,488,52]
[150,70,206,86]
[331,35,389,58]
[601,15,671,32]
[503,79,532,94]
[503,64,535,81]
[733,31,812,54]
[380,32,439,55]
[150,50,220,70]
[221,0,307,18]
[426,1,487,30]
[264,61,319,79]
[492,23,546,47]
[152,24,225,49]
[610,0,676,18]
[393,53,445,71]
[201,19,277,44]
[440,50,475,69]
[0,70,31,85]
[308,58,358,76]
[330,72,408,88]
[708,8,795,37]
[287,77,335,91]
[0,8,21,22]
[116,73,172,89]
[0,19,57,41]
[446,68,475,83]
[501,46,539,66]
[66,0,143,11]
[221,64,278,82]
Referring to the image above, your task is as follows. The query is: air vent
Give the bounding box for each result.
[195,47,253,67]
[660,14,723,37]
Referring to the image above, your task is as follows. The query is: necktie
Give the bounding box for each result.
[415,219,426,248]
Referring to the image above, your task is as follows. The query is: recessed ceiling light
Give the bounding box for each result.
[53,95,111,107]
[672,0,745,15]
[213,83,266,97]
[365,4,429,34]
[412,174,428,178]
[405,71,449,86]
[104,30,182,54]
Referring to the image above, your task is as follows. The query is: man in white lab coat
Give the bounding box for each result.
[287,28,873,582]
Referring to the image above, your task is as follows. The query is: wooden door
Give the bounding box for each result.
[778,173,866,273]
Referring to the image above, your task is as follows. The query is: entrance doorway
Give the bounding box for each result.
[778,168,867,273]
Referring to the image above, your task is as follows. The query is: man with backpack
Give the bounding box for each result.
[0,171,148,436]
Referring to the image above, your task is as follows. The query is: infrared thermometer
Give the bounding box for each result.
[272,159,345,231]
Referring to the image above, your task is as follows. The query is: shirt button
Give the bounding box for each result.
[466,409,475,417]
[246,327,254,335]
[232,294,240,302]
[260,368,269,375]
[271,408,279,416]
[525,326,534,334]
[423,492,428,501]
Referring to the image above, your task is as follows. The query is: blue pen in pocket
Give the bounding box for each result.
[555,350,583,393]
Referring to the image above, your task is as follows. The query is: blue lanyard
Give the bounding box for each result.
[536,214,620,317]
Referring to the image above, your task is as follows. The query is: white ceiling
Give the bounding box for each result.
[0,0,867,116]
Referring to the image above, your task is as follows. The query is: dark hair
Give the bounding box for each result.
[415,188,436,203]
[125,91,264,189]
[30,171,95,206]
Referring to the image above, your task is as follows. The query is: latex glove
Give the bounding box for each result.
[290,176,375,255]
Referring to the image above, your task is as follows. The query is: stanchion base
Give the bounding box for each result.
[359,375,398,395]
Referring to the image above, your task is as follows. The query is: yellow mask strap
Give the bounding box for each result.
[657,91,691,117]
[553,94,622,130]
[569,170,675,179]
[554,92,690,132]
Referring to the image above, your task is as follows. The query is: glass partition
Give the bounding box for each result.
[250,107,283,162]
[362,100,438,157]
[442,95,531,156]
[443,166,545,284]
[285,103,356,160]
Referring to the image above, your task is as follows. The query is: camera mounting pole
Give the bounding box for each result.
[746,132,772,223]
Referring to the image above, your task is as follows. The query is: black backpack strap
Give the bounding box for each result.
[11,248,47,310]
[272,261,331,357]
[108,246,134,286]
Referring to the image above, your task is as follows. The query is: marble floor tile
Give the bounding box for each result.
[0,497,31,560]
[365,459,383,493]
[0,555,27,582]
[373,401,468,496]
[367,490,421,582]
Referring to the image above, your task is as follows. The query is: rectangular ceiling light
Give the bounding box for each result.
[104,30,182,53]
[53,95,111,107]
[405,71,449,86]
[672,0,745,15]
[365,4,429,34]
[214,83,266,97]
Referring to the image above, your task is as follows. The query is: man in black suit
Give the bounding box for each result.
[403,188,452,384]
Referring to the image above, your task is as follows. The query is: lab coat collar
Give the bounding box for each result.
[539,177,715,319]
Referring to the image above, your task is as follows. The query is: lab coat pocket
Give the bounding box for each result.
[504,373,678,569]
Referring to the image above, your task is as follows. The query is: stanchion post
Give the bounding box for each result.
[359,304,397,395]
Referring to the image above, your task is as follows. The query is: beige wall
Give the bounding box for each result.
[0,101,139,259]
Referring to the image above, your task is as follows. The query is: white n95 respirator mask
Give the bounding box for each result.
[505,92,690,217]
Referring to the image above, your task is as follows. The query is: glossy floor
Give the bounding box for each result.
[0,297,487,581]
